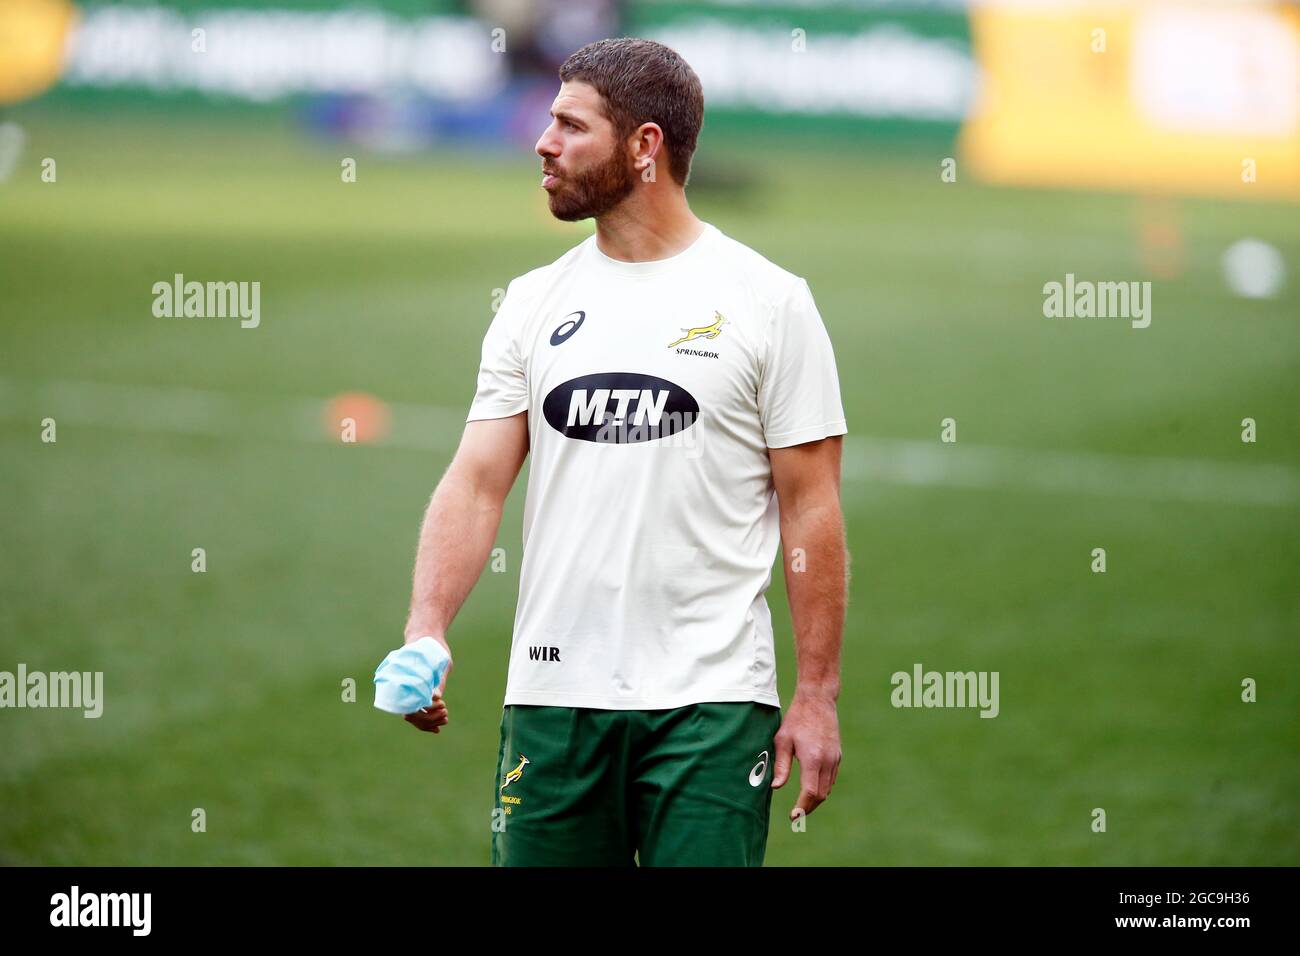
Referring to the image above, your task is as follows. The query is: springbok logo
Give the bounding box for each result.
[667,311,726,348]
[500,753,530,791]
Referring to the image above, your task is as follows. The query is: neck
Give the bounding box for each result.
[593,187,704,263]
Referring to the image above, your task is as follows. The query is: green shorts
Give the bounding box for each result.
[491,701,783,866]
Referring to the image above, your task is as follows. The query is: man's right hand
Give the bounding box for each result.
[399,412,527,736]
[403,692,450,733]
[401,641,452,733]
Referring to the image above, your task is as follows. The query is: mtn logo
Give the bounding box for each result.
[542,372,700,444]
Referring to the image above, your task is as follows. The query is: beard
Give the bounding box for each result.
[545,141,638,222]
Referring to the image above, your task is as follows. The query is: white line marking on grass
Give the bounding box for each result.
[0,376,462,450]
[3,377,1296,507]
[841,438,1299,508]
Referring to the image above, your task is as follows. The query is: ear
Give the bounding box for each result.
[630,121,665,174]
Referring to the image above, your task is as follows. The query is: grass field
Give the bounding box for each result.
[1,113,1297,865]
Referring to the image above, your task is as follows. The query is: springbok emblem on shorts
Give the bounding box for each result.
[500,753,530,790]
[668,311,726,348]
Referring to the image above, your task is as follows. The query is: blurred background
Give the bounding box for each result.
[0,0,1296,865]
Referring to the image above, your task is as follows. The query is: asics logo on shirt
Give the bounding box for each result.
[667,311,726,348]
[550,310,585,345]
[542,372,700,444]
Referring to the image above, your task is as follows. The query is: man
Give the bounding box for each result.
[399,37,848,866]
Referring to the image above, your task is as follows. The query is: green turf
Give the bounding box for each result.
[1,114,1296,865]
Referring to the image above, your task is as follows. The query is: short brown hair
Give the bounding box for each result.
[559,37,704,187]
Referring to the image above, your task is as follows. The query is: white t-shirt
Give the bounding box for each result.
[466,221,847,710]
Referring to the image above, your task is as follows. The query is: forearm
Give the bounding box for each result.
[404,466,506,645]
[780,499,848,701]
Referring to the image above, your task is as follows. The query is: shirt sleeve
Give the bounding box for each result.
[465,281,529,422]
[758,276,848,448]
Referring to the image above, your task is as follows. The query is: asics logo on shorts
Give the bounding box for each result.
[749,750,769,787]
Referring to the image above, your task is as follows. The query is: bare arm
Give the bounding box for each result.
[767,434,848,818]
[401,411,529,732]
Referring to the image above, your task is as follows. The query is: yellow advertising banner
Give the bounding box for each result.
[0,0,77,105]
[959,1,1300,200]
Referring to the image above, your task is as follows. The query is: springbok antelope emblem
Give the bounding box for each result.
[500,753,530,790]
[668,311,726,348]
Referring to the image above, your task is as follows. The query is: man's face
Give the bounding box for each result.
[535,80,638,222]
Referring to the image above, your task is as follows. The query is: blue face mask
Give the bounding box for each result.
[373,636,452,715]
